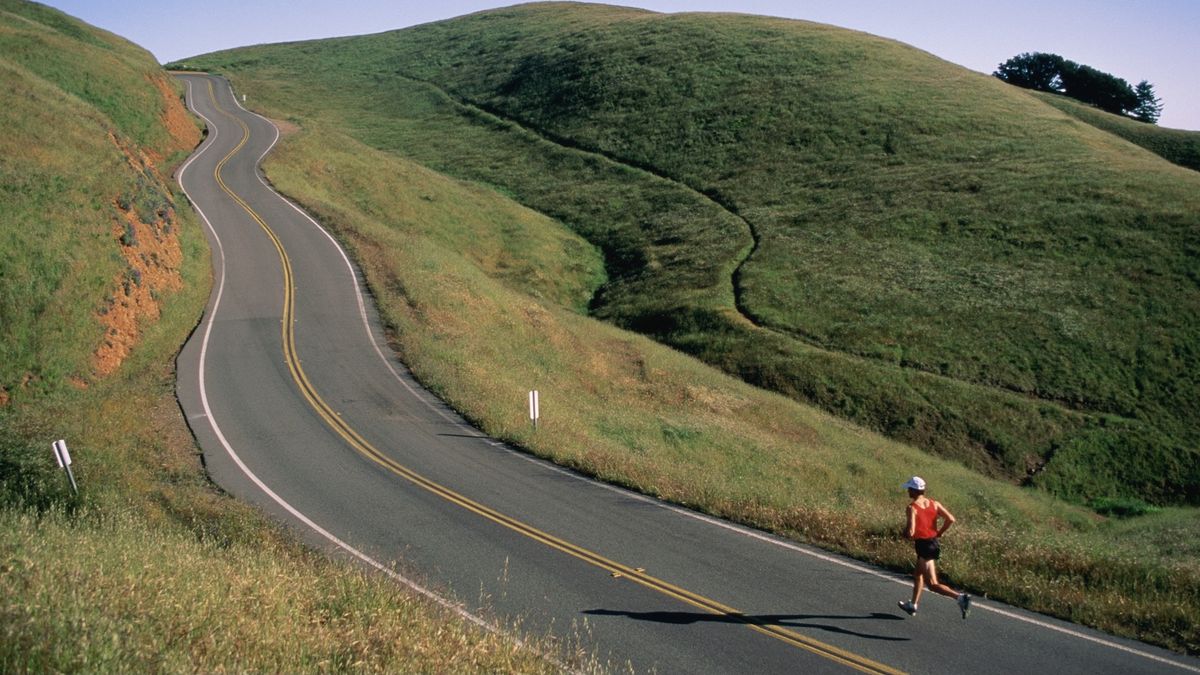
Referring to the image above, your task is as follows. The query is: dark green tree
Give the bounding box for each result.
[995,52,1154,120]
[1057,62,1138,116]
[1132,80,1163,124]
[994,52,1065,91]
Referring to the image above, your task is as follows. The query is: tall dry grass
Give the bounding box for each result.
[0,507,566,673]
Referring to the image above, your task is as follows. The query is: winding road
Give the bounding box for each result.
[173,73,1197,674]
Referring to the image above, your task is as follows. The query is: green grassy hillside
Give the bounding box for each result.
[181,2,1198,507]
[1,0,189,400]
[0,2,561,670]
[1031,90,1200,172]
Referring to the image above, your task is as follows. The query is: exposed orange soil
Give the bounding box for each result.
[90,76,198,379]
[148,74,201,161]
[93,193,183,378]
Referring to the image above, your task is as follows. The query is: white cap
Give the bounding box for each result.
[903,476,926,491]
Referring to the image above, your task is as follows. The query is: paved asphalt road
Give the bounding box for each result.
[173,73,1198,674]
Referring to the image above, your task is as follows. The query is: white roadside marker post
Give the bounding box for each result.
[52,439,78,495]
[529,390,540,430]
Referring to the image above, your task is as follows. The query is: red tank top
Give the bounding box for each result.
[912,499,939,539]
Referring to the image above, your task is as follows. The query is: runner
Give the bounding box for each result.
[898,476,971,619]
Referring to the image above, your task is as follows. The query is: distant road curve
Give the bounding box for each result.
[172,72,1198,675]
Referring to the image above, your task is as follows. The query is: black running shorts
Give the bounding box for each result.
[915,538,941,561]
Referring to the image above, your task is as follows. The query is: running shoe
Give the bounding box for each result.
[958,593,971,619]
[898,600,917,616]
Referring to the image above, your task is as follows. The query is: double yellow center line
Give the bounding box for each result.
[202,79,901,675]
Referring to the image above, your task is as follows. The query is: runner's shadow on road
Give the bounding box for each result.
[583,609,909,642]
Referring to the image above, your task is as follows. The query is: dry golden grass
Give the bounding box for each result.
[0,507,567,673]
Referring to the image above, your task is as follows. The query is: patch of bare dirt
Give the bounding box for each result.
[92,135,183,379]
[86,74,202,380]
[0,387,8,407]
[271,117,301,136]
[94,201,182,377]
[147,74,202,163]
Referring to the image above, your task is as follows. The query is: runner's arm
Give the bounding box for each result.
[935,501,956,537]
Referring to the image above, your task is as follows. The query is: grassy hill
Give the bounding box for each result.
[0,1,560,670]
[181,2,1199,509]
[176,3,1199,653]
[1031,90,1200,172]
[0,0,195,399]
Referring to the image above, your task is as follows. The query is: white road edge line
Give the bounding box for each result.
[224,80,1198,674]
[177,78,568,667]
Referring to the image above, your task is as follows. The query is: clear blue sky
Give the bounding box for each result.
[41,0,1199,130]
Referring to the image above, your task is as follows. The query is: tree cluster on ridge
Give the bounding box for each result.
[995,52,1163,123]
